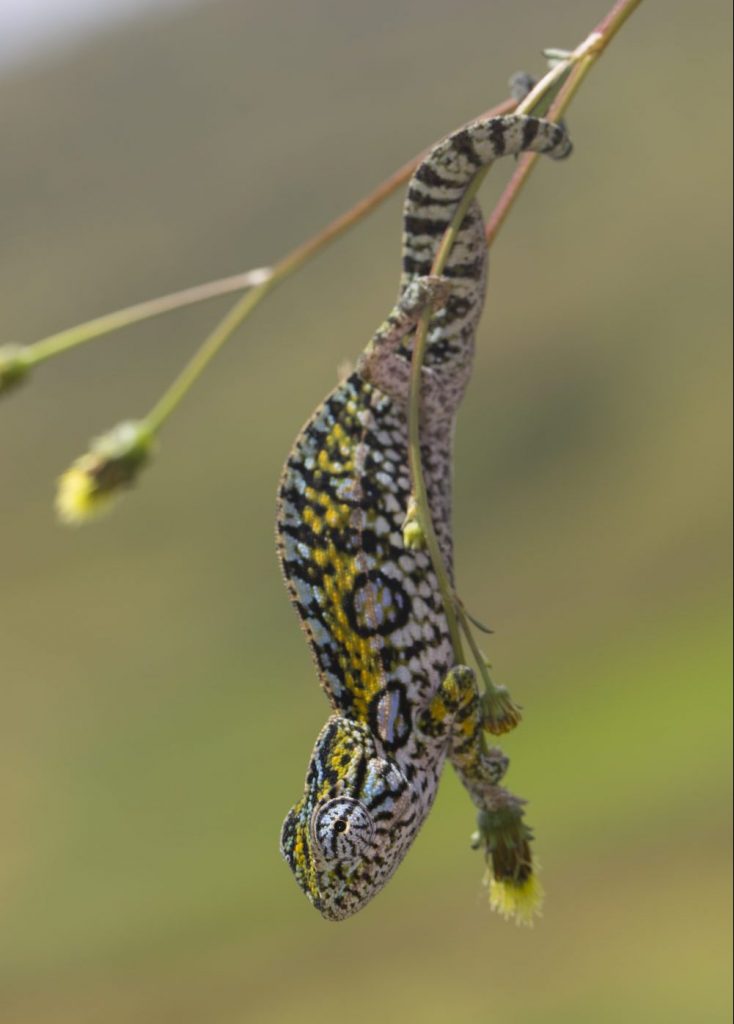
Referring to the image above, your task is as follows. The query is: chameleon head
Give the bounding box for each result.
[280,715,416,921]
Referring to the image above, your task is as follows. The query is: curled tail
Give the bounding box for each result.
[401,115,572,368]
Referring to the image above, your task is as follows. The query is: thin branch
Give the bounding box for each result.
[486,0,644,245]
[24,268,273,366]
[407,0,644,668]
[20,101,515,377]
[141,97,515,435]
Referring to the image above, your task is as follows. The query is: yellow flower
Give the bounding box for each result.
[56,420,152,525]
[0,344,30,396]
[487,871,544,926]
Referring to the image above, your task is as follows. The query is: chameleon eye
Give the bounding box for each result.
[312,797,375,866]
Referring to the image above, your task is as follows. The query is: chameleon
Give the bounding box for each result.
[276,108,572,921]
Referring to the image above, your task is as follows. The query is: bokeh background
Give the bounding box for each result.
[1,1,731,1021]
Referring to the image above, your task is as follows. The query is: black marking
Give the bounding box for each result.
[445,294,474,319]
[449,128,483,167]
[521,118,540,150]
[368,681,413,749]
[488,119,507,155]
[402,255,435,277]
[406,186,461,208]
[443,259,484,280]
[414,163,465,191]
[404,214,451,238]
[343,569,411,638]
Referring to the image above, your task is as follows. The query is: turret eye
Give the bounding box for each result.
[312,797,374,865]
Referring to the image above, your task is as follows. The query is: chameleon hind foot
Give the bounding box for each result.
[416,665,476,740]
[417,669,510,787]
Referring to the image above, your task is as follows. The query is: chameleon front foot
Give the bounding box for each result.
[356,274,452,408]
[398,274,452,317]
[471,791,543,925]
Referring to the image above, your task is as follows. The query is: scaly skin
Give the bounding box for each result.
[277,113,572,920]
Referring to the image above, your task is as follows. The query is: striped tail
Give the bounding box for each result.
[401,115,572,368]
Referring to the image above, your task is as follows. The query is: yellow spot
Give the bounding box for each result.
[444,676,459,701]
[432,700,448,722]
[325,503,349,529]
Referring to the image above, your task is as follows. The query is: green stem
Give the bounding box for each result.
[486,0,644,245]
[407,0,643,666]
[455,600,496,695]
[24,268,272,367]
[406,72,575,667]
[407,306,465,662]
[144,274,278,433]
[22,98,516,382]
[141,102,517,435]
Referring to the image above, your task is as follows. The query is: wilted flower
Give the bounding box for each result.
[481,682,523,734]
[56,420,153,524]
[0,344,30,396]
[474,793,542,925]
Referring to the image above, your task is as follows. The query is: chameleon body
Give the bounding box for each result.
[277,113,572,920]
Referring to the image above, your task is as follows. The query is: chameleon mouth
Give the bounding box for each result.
[311,863,370,922]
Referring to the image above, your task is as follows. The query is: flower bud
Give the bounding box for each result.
[56,420,153,524]
[401,497,426,550]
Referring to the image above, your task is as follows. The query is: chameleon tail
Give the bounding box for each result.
[401,114,572,363]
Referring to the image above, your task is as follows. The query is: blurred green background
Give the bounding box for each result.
[1,1,731,1021]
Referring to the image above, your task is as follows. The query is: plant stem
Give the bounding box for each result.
[140,99,515,435]
[407,0,644,666]
[408,307,466,661]
[144,273,279,433]
[21,99,515,380]
[486,0,644,245]
[24,268,273,366]
[455,599,496,694]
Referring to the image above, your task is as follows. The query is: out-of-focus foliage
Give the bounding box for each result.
[0,1,730,1021]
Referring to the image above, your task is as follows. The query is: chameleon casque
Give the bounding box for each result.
[277,109,572,921]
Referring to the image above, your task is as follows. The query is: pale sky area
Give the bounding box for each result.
[0,0,198,69]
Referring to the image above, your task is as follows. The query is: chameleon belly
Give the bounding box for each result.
[278,372,454,744]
